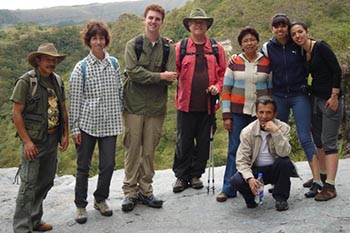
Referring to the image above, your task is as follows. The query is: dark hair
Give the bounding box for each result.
[80,20,111,48]
[271,13,291,27]
[289,21,308,31]
[237,26,259,46]
[144,3,165,21]
[255,96,277,112]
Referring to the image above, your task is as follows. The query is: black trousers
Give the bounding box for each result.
[74,131,116,208]
[230,157,294,204]
[173,110,210,181]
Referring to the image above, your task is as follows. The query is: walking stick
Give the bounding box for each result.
[207,94,217,194]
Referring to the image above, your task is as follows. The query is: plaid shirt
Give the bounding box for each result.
[69,51,123,137]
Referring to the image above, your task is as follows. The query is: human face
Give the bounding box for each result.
[90,34,106,56]
[144,10,163,34]
[36,55,57,78]
[271,24,289,40]
[256,103,277,127]
[241,34,258,54]
[188,19,208,37]
[290,24,309,46]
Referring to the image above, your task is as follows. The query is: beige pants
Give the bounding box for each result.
[122,112,165,197]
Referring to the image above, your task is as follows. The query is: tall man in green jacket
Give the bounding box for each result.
[121,3,177,212]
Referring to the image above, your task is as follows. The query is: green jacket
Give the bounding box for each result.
[124,34,176,116]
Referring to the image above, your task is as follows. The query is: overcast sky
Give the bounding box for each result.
[1,0,137,10]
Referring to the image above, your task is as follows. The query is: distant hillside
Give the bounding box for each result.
[0,0,187,28]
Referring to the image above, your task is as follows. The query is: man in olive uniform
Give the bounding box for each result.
[11,43,69,232]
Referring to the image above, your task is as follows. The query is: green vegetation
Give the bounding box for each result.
[1,0,349,176]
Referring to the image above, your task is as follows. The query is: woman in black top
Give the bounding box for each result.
[290,22,343,201]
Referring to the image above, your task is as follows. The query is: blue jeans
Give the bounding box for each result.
[273,94,316,161]
[221,113,256,196]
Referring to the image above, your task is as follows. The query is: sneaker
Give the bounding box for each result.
[189,177,203,189]
[315,183,337,201]
[94,200,113,216]
[33,222,53,231]
[305,182,323,198]
[275,200,289,211]
[303,178,313,188]
[137,192,163,208]
[121,197,137,212]
[173,178,188,193]
[216,192,228,202]
[75,208,87,224]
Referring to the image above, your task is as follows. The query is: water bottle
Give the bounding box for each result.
[255,172,264,205]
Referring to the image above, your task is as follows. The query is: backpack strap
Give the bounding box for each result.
[80,59,87,91]
[26,70,37,97]
[160,37,170,72]
[209,38,219,65]
[180,38,188,65]
[135,35,144,61]
[180,38,219,65]
[108,56,118,70]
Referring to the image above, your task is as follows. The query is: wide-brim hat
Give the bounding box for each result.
[183,8,214,32]
[28,43,66,67]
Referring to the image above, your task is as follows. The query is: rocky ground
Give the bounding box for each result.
[1,158,350,233]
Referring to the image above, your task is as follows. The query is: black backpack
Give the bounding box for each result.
[179,38,219,66]
[134,35,170,72]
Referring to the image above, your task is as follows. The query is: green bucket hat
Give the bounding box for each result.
[183,8,214,32]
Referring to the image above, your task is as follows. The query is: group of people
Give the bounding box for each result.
[10,3,344,232]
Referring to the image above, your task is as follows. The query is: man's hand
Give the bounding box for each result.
[248,177,261,196]
[160,71,177,83]
[59,134,69,152]
[261,121,279,133]
[24,141,39,160]
[207,85,219,95]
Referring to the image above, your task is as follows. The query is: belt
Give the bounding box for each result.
[48,127,58,135]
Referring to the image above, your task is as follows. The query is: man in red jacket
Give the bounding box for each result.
[172,8,226,193]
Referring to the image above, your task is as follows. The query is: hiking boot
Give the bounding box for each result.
[121,197,137,212]
[33,222,53,231]
[75,207,87,224]
[190,177,203,189]
[216,192,228,202]
[315,183,337,201]
[137,192,163,208]
[173,178,188,193]
[94,200,113,216]
[305,182,323,198]
[303,178,313,188]
[275,200,289,211]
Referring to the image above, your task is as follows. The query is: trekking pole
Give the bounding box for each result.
[207,94,217,194]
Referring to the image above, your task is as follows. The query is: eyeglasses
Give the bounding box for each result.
[242,38,257,44]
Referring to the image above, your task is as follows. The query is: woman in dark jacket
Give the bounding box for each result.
[290,21,343,201]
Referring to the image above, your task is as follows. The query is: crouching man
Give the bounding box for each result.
[230,96,297,211]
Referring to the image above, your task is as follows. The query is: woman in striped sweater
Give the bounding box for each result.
[217,26,272,202]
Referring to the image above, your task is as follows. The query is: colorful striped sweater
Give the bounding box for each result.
[222,52,271,120]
